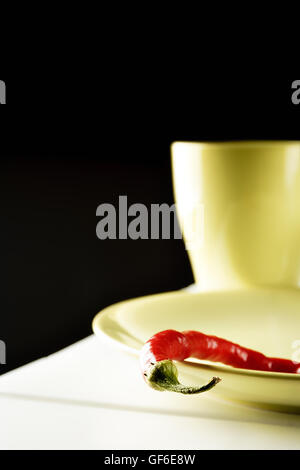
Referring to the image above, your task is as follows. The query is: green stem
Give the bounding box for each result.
[146,360,221,395]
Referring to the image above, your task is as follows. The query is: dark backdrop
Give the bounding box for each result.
[0,77,299,373]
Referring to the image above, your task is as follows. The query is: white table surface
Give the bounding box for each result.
[0,332,300,450]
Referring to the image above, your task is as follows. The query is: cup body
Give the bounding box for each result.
[171,141,300,291]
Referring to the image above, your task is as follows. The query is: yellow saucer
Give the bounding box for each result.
[92,287,300,413]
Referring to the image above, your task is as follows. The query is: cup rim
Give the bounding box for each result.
[171,140,300,150]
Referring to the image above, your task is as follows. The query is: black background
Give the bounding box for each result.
[0,77,299,374]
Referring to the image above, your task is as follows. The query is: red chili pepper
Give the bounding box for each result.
[140,329,300,394]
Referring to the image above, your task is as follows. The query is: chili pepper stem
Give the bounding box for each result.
[146,359,221,395]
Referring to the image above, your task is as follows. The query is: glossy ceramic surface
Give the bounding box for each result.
[171,141,300,291]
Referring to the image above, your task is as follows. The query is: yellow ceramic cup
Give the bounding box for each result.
[171,141,300,291]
